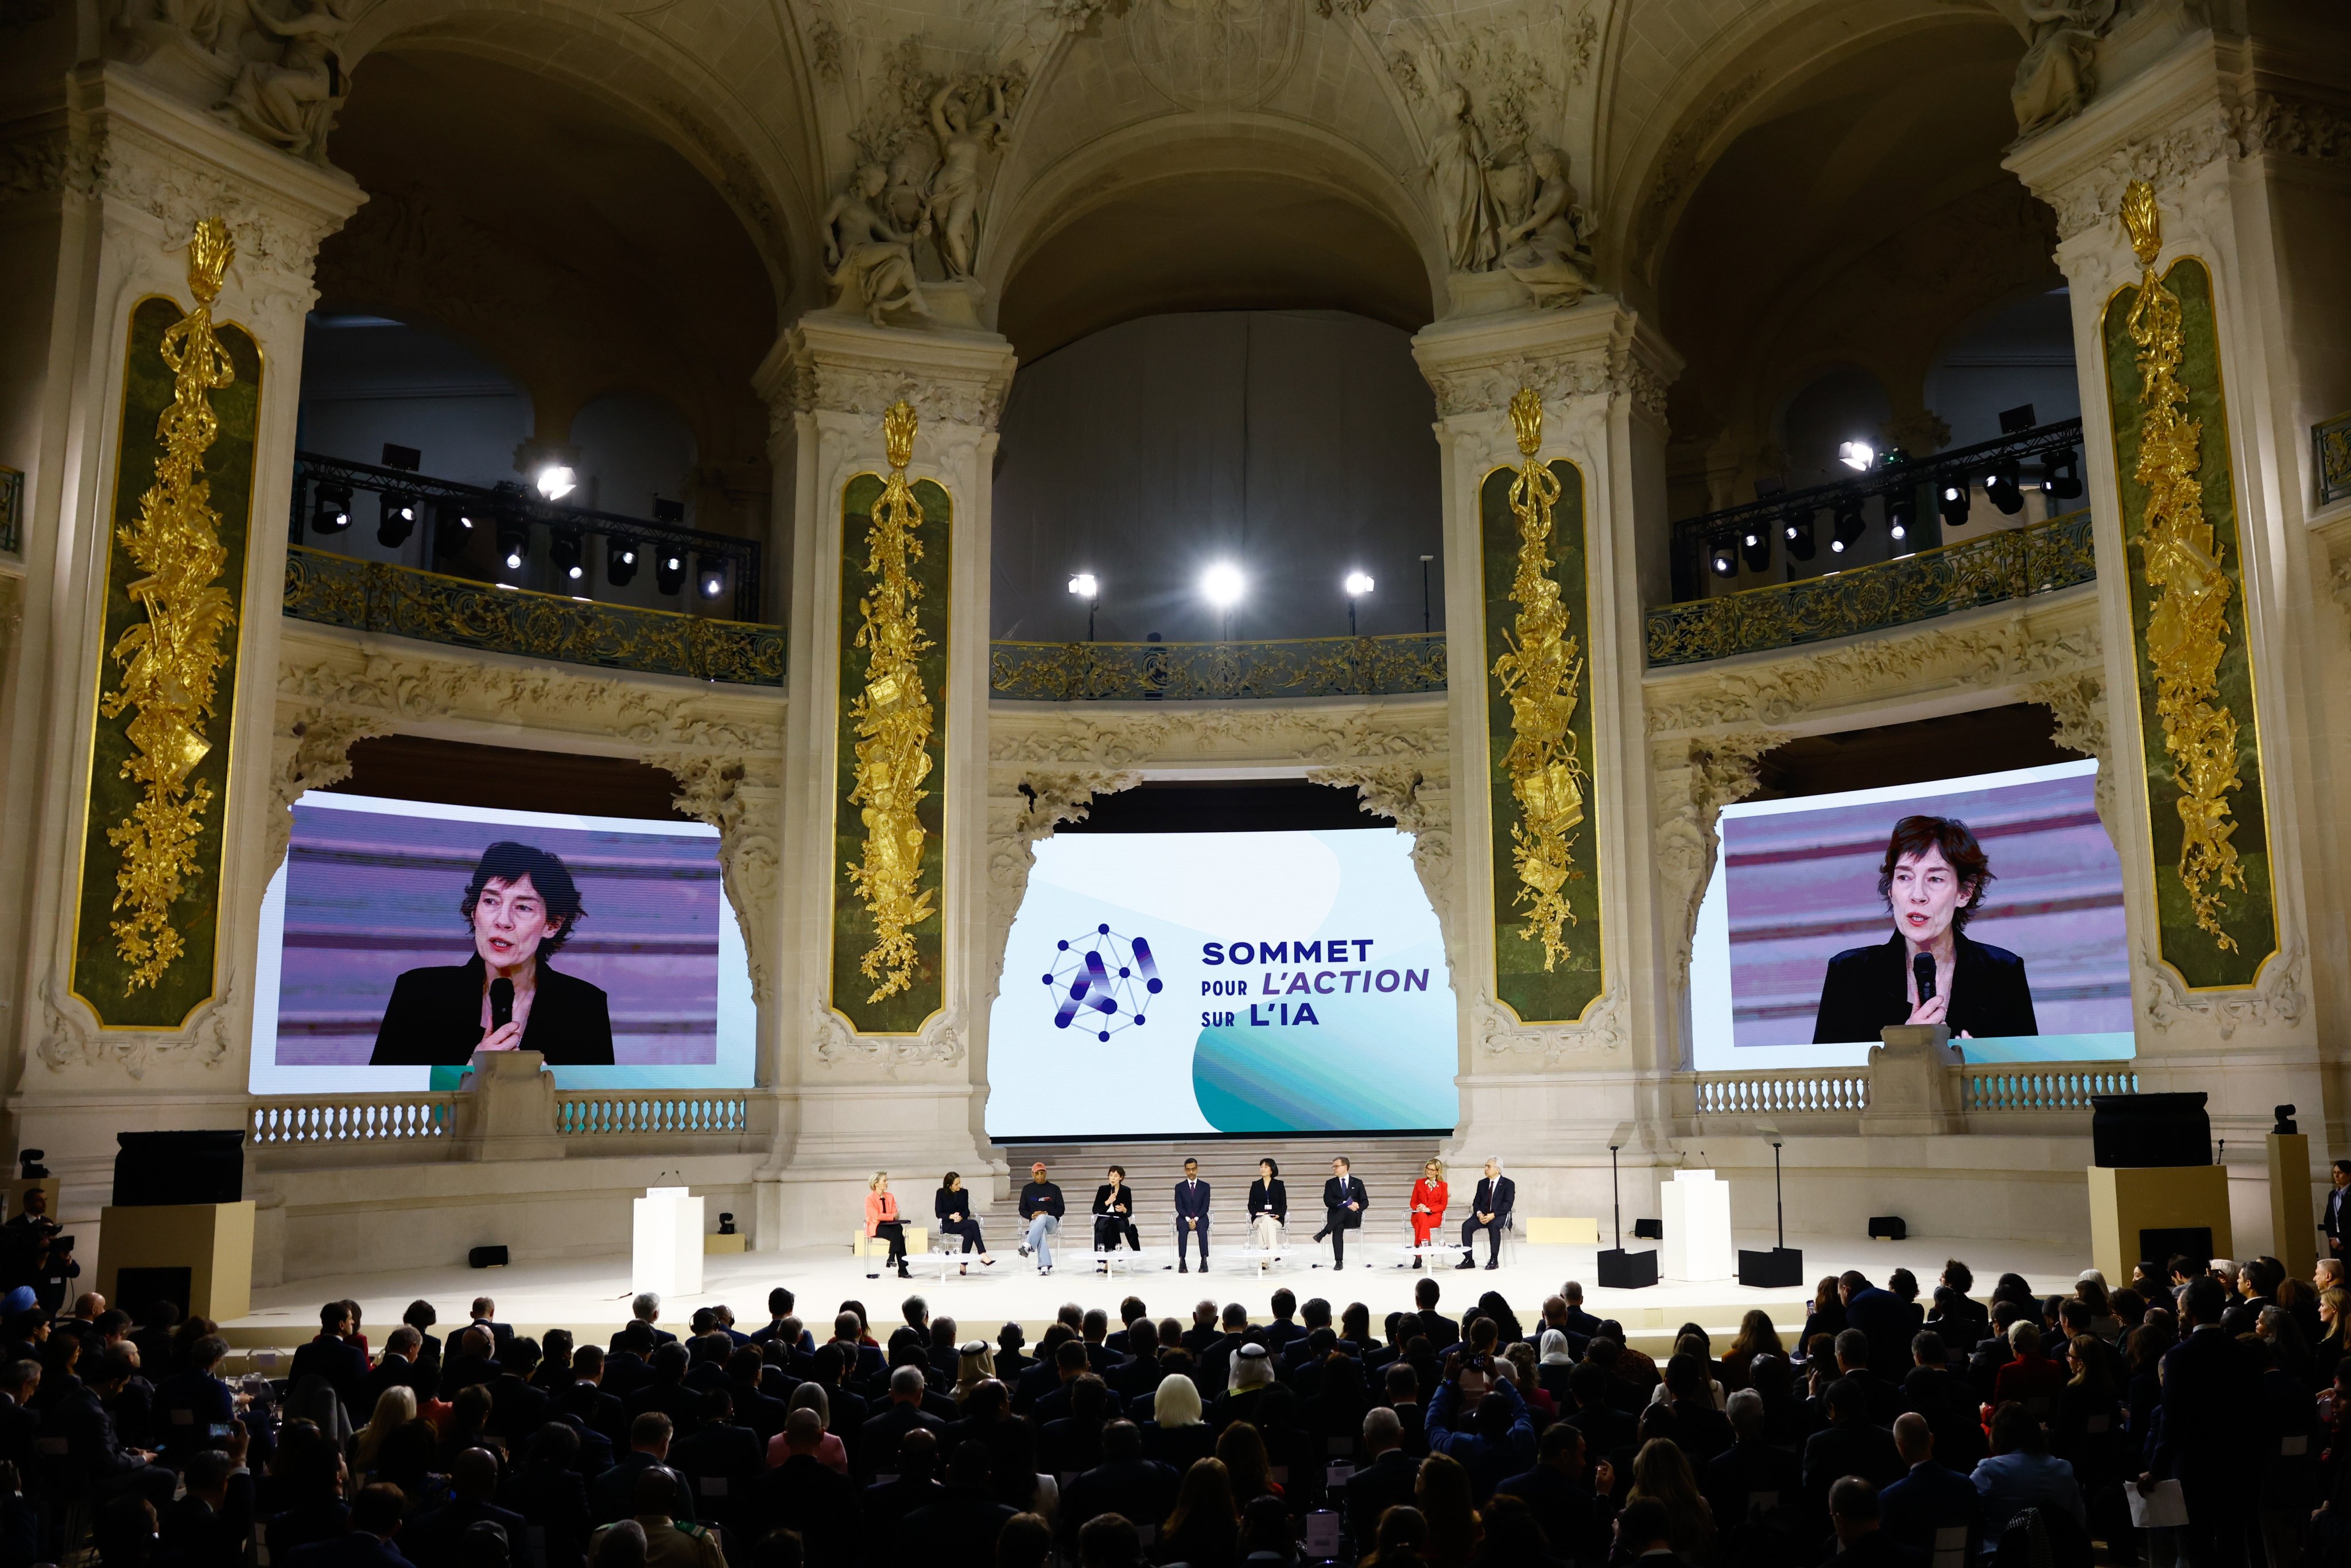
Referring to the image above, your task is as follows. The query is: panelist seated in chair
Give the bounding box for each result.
[1247,1160,1288,1251]
[1457,1158,1514,1270]
[1092,1166,1141,1257]
[371,840,614,1066]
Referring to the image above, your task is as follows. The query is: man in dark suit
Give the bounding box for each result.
[2327,1162,2351,1260]
[860,1426,946,1558]
[468,1298,516,1356]
[1828,1477,1923,1568]
[724,1347,789,1443]
[404,1448,530,1568]
[901,1441,1016,1562]
[1380,1363,1430,1459]
[1898,1333,1987,1473]
[284,1484,410,1568]
[1493,1421,1613,1566]
[1058,1421,1178,1551]
[1560,1284,1603,1340]
[1704,1390,1799,1531]
[1314,1157,1368,1269]
[162,1446,255,1568]
[1810,818,2035,1045]
[626,1344,703,1432]
[1344,1407,1423,1549]
[1457,1159,1516,1271]
[1173,1160,1211,1274]
[1879,1413,1984,1563]
[2151,1276,2259,1568]
[1408,1278,1460,1350]
[358,1328,430,1416]
[368,841,615,1066]
[858,1367,948,1484]
[153,1336,236,1465]
[592,1412,696,1524]
[669,1390,763,1538]
[441,1327,502,1398]
[1841,1276,1915,1395]
[488,1340,554,1446]
[754,1409,860,1565]
[1802,1379,1904,1520]
[288,1302,369,1418]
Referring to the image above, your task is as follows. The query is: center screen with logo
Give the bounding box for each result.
[986,829,1458,1139]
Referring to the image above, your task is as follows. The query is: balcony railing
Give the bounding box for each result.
[285,548,786,687]
[1645,508,2093,668]
[990,633,1448,701]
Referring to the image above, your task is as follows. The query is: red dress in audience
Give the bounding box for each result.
[1410,1178,1450,1245]
[1992,1349,2067,1416]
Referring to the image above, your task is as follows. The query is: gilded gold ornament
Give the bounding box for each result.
[844,399,937,1003]
[2120,179,2245,950]
[1491,386,1586,971]
[99,218,239,992]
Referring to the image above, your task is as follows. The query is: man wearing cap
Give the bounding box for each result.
[1018,1163,1065,1276]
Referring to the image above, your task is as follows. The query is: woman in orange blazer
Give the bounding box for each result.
[1409,1158,1450,1262]
[864,1171,910,1280]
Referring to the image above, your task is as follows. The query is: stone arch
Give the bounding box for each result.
[337,0,821,316]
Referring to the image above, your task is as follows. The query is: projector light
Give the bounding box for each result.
[534,464,575,501]
[1201,562,1244,608]
[1838,440,1875,472]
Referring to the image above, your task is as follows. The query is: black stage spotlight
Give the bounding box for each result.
[1886,491,1916,547]
[656,550,688,596]
[496,517,530,573]
[2044,448,2083,501]
[311,481,352,534]
[1998,402,2038,434]
[1784,509,1817,562]
[1740,525,1771,575]
[1708,537,1739,579]
[698,556,728,600]
[381,442,422,472]
[606,538,639,588]
[377,490,419,549]
[1938,478,1972,530]
[1986,457,2026,515]
[549,529,585,585]
[1830,498,1867,556]
[430,498,475,560]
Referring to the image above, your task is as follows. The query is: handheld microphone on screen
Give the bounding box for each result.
[490,977,515,1031]
[1912,952,1937,1004]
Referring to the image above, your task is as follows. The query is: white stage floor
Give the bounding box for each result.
[217,1228,2094,1364]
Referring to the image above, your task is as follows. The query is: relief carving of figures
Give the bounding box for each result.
[1498,146,1594,308]
[2011,0,2119,141]
[212,0,349,164]
[925,78,1011,281]
[1429,84,1499,272]
[825,164,933,327]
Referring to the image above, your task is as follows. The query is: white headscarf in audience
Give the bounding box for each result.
[1539,1329,1573,1365]
[1228,1344,1273,1395]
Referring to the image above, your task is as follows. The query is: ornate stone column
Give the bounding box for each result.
[0,67,360,1213]
[2004,19,2348,1246]
[1411,298,1681,1221]
[751,311,1015,1245]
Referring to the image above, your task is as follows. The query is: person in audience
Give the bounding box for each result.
[994,1511,1052,1568]
[1493,1419,1612,1565]
[1698,1388,1793,1531]
[1879,1411,1983,1562]
[1623,1439,1713,1565]
[1361,1504,1430,1568]
[751,1410,858,1566]
[1719,1311,1781,1392]
[1159,1454,1240,1567]
[1825,1477,1915,1568]
[1415,1451,1482,1568]
[932,1173,993,1272]
[285,1482,408,1568]
[1971,1400,2085,1537]
[1140,1372,1214,1471]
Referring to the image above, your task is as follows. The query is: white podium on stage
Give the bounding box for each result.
[633,1186,704,1297]
[1661,1169,1733,1281]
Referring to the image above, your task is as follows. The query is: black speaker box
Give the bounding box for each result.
[1737,1247,1805,1288]
[2091,1092,2211,1169]
[113,1131,243,1208]
[1867,1216,1907,1241]
[469,1245,510,1268]
[1597,1248,1658,1288]
[1632,1218,1663,1240]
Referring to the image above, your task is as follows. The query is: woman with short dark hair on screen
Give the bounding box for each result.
[370,840,615,1065]
[1811,814,2037,1045]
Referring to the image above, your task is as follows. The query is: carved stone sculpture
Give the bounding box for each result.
[1429,84,1498,273]
[213,0,350,165]
[1497,146,1593,308]
[924,79,1011,281]
[2010,0,2119,140]
[825,164,933,327]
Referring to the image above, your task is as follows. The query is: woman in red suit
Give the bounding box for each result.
[1409,1158,1450,1265]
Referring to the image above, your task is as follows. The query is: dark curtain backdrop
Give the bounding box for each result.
[991,309,1442,642]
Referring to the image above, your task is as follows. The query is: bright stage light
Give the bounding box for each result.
[534,464,576,500]
[1201,562,1244,608]
[1345,571,1375,597]
[1068,573,1098,598]
[1838,440,1875,472]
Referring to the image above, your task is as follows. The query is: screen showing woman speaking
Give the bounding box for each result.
[250,791,755,1090]
[986,828,1458,1140]
[1687,759,2132,1070]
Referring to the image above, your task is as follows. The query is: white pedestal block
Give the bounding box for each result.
[1661,1169,1733,1281]
[632,1187,704,1297]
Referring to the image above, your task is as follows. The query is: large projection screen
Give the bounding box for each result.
[1689,759,2133,1070]
[987,828,1458,1139]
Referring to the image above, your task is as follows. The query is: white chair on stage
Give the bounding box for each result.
[1233,1215,1288,1275]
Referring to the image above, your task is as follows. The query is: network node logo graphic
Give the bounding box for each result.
[1042,923,1162,1042]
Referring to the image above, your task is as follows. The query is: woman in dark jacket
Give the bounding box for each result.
[934,1172,994,1272]
[1247,1160,1288,1253]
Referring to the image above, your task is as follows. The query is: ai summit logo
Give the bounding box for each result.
[1042,923,1162,1042]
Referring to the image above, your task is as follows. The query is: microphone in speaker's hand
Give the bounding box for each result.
[1912,952,1937,1004]
[490,977,515,1031]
